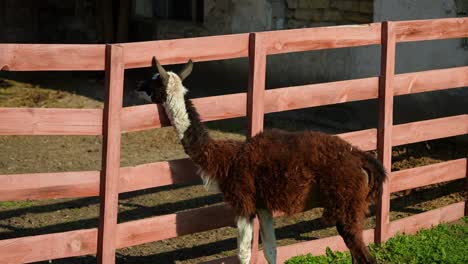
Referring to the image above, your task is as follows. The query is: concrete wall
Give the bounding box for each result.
[345,0,468,129]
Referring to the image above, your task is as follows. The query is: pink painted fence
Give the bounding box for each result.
[0,17,467,264]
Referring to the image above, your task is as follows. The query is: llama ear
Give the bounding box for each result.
[152,57,169,85]
[178,59,193,81]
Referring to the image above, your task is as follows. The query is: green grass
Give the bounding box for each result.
[285,218,468,264]
[0,200,37,209]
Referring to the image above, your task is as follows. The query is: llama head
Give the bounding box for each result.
[135,57,193,104]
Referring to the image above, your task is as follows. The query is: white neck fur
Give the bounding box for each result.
[162,72,219,192]
[163,72,191,140]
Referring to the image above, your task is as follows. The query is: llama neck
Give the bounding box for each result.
[163,91,190,141]
[180,98,212,160]
[163,73,212,163]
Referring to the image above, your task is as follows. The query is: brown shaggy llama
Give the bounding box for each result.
[135,58,387,264]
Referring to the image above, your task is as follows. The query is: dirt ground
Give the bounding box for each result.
[0,74,466,264]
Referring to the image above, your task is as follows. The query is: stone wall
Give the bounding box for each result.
[152,0,376,94]
[285,0,373,28]
[154,0,374,40]
[0,0,375,43]
[154,0,273,40]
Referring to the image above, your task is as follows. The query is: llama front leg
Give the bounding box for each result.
[237,216,254,264]
[257,209,277,264]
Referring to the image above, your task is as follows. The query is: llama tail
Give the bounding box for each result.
[361,152,387,203]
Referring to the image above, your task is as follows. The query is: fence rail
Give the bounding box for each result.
[1,114,466,202]
[0,17,466,264]
[0,44,105,71]
[1,65,467,136]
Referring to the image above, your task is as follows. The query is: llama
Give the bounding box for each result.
[136,58,387,264]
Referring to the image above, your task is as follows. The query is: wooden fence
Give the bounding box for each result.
[0,17,467,264]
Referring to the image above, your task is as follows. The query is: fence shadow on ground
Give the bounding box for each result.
[1,178,464,264]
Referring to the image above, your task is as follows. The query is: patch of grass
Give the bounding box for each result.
[285,219,468,264]
[0,200,37,209]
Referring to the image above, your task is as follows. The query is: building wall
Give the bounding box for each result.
[2,0,466,131]
[1,1,38,43]
[153,0,375,89]
[345,0,468,129]
[0,0,99,43]
[285,0,373,28]
[149,0,466,131]
[154,0,373,39]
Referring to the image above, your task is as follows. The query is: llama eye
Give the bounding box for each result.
[152,73,160,80]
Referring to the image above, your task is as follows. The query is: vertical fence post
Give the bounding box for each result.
[375,21,396,244]
[465,160,468,216]
[247,32,267,264]
[97,44,125,264]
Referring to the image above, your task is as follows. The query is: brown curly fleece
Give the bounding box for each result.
[143,60,387,263]
[179,97,386,264]
[183,98,386,216]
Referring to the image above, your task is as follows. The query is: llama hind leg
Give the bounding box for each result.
[237,216,254,264]
[257,209,277,264]
[333,197,374,264]
[336,222,375,264]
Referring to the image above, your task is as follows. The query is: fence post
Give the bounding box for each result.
[97,44,125,264]
[375,21,396,244]
[465,159,468,216]
[247,32,267,264]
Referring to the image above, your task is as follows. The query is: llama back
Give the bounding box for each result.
[301,130,387,205]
